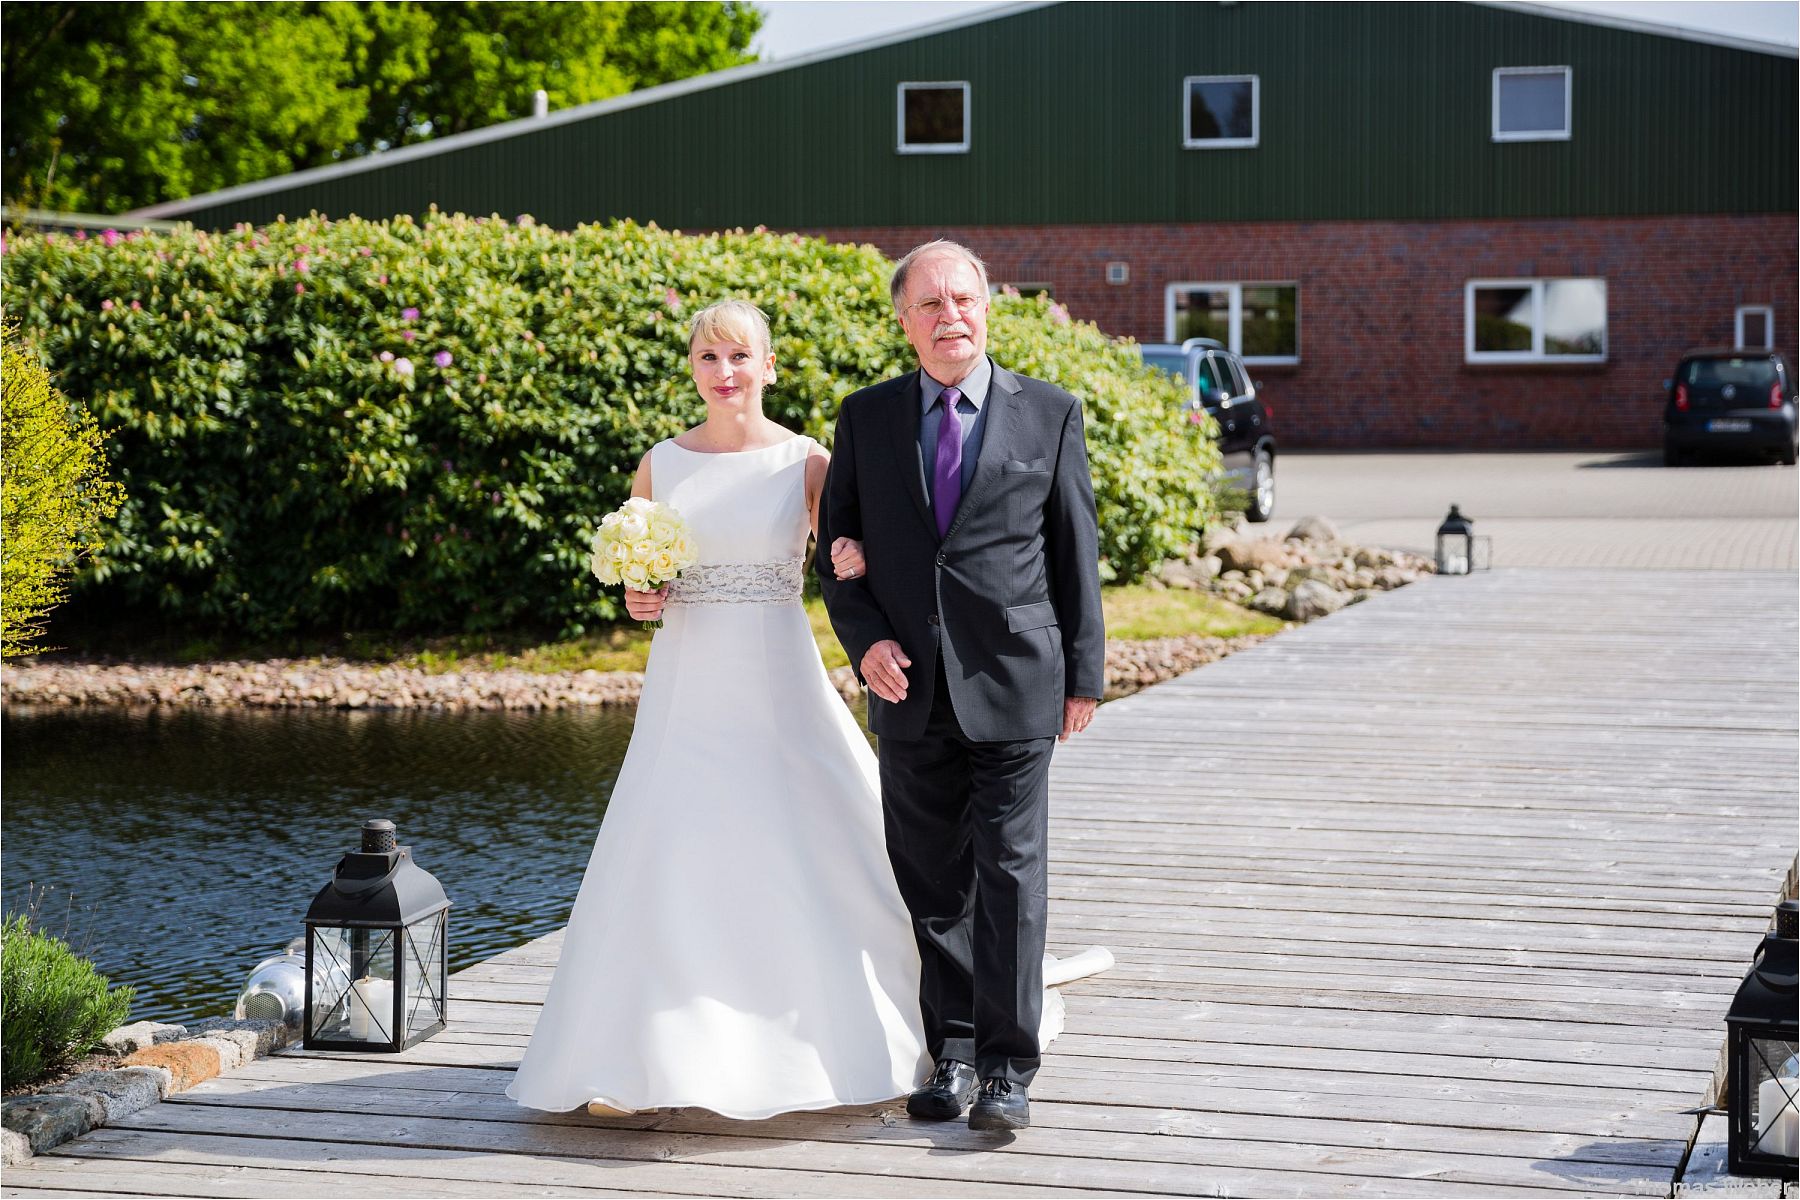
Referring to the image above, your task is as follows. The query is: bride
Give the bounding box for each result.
[506,299,1066,1119]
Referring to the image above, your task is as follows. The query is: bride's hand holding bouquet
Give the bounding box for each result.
[590,497,697,627]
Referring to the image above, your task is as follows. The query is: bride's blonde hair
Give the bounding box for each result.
[688,299,771,355]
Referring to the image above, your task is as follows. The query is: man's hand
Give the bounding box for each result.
[860,639,912,703]
[1060,696,1098,742]
[624,586,667,622]
[831,537,867,580]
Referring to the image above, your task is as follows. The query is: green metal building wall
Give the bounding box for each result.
[160,1,1797,230]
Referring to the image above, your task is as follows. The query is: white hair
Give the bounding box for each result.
[889,240,990,311]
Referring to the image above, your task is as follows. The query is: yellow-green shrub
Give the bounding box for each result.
[1,325,125,656]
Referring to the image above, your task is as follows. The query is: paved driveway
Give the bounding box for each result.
[1272,451,1798,569]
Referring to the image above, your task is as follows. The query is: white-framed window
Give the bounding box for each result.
[1737,305,1775,350]
[897,82,970,154]
[1183,75,1259,149]
[1492,66,1571,142]
[1165,282,1298,363]
[1465,278,1606,363]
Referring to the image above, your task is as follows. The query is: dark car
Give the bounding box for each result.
[1139,338,1277,521]
[1663,350,1796,466]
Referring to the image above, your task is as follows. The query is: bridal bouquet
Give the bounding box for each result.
[590,497,698,626]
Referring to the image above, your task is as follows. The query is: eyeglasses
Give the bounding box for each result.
[902,294,986,321]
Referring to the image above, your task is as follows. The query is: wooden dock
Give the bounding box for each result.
[7,569,1795,1198]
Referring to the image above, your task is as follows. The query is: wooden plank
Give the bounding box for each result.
[175,1064,1693,1167]
[153,1077,1676,1195]
[101,1103,1624,1198]
[32,1128,1107,1199]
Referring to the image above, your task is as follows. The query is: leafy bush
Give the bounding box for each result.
[1,324,125,657]
[1,214,1220,637]
[1,913,134,1088]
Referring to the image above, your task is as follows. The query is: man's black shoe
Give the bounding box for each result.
[967,1077,1029,1131]
[906,1060,978,1120]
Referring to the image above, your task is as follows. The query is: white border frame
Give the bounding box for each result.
[1183,75,1260,150]
[897,81,971,154]
[1164,281,1300,364]
[1492,66,1572,142]
[1736,305,1775,350]
[1464,277,1607,364]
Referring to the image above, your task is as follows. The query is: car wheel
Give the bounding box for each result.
[1663,441,1687,468]
[1245,448,1275,523]
[1780,438,1797,467]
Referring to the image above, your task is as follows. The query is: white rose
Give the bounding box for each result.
[617,513,648,542]
[621,561,652,589]
[631,541,657,563]
[649,551,676,579]
[622,497,656,515]
[610,541,631,564]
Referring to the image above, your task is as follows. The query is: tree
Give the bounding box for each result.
[2,2,763,215]
[0,326,124,657]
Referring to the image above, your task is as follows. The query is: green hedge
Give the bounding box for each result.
[2,214,1221,637]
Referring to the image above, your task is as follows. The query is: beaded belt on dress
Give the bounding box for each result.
[665,558,805,605]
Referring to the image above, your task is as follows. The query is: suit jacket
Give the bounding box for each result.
[817,360,1106,742]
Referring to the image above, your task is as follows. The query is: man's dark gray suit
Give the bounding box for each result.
[816,358,1105,1086]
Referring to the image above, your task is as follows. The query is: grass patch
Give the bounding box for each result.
[1102,585,1283,640]
[43,585,1275,676]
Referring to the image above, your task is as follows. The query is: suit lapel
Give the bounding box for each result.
[945,360,1020,541]
[888,370,935,535]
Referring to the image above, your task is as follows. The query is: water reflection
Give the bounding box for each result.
[3,701,865,1025]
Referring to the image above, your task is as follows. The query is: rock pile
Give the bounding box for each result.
[1153,515,1434,623]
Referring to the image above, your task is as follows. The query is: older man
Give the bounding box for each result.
[816,240,1105,1131]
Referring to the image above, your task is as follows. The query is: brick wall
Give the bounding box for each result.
[798,215,1797,449]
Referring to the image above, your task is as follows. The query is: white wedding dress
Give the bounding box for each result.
[508,435,1068,1119]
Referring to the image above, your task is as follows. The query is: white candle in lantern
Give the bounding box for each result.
[350,977,394,1042]
[1757,1074,1799,1158]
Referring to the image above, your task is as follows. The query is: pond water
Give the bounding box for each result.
[1,702,865,1025]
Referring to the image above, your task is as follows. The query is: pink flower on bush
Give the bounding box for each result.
[521,330,534,342]
[100,299,114,311]
[433,351,453,368]
[394,357,415,378]
[476,372,488,384]
[379,350,395,362]
[401,329,416,341]
[101,229,121,246]
[295,283,306,294]
[359,247,372,257]
[1049,303,1071,326]
[75,230,88,241]
[664,287,680,310]
[294,258,309,273]
[129,300,141,311]
[377,274,389,285]
[401,307,419,321]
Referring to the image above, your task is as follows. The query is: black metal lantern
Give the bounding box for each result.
[1435,504,1490,575]
[1725,900,1798,1180]
[304,819,450,1052]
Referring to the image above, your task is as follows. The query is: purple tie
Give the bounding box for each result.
[932,387,963,538]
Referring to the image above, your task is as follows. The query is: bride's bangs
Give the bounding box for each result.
[689,300,771,355]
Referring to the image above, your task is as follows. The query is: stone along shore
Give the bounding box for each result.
[2,520,1431,710]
